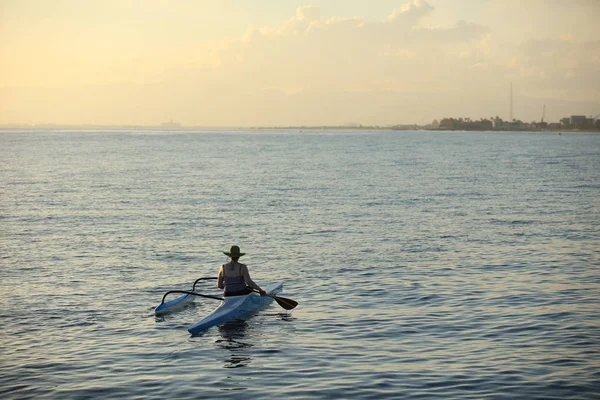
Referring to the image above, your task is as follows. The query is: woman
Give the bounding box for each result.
[218,246,266,297]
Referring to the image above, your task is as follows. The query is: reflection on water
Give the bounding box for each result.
[265,312,296,322]
[216,319,252,368]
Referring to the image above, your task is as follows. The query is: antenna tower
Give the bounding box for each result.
[510,82,513,121]
[541,104,546,123]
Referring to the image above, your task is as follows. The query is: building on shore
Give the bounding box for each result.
[560,115,599,130]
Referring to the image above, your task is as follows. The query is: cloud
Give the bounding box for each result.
[505,37,600,100]
[209,0,490,95]
[387,0,435,22]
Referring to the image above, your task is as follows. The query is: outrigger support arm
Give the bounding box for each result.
[161,290,224,305]
[192,277,218,291]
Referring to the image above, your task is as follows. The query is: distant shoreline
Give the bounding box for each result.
[0,125,598,133]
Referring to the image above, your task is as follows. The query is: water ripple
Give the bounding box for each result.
[1,129,599,399]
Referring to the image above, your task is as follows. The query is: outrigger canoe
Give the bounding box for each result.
[188,282,283,335]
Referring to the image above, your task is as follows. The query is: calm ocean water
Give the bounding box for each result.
[1,128,599,399]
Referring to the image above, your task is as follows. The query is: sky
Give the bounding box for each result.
[1,0,599,126]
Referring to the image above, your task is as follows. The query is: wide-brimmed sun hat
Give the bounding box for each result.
[223,245,245,258]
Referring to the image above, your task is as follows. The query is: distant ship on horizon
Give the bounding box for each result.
[160,119,181,128]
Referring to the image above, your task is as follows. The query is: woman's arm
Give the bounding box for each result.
[217,265,224,289]
[241,264,264,294]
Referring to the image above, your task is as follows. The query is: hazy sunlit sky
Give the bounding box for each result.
[1,0,599,126]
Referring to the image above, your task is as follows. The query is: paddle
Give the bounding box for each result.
[253,289,298,310]
[160,290,224,305]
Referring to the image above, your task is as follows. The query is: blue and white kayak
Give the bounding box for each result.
[188,282,283,335]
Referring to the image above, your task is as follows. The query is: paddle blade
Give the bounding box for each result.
[272,295,298,310]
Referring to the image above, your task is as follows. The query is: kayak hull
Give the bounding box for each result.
[188,282,283,335]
